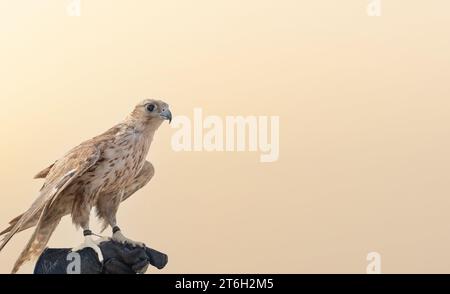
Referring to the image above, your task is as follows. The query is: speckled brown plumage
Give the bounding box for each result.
[0,99,171,273]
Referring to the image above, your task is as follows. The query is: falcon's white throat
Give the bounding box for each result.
[170,108,280,163]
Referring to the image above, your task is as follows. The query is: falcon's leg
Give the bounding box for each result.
[98,161,154,247]
[107,196,145,247]
[71,204,104,262]
[71,227,104,262]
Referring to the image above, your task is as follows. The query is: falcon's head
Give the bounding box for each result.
[130,99,172,125]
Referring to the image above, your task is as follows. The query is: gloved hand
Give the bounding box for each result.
[33,240,168,274]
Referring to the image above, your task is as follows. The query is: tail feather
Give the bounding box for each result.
[0,212,39,237]
[0,208,42,247]
[0,226,12,237]
[0,214,24,236]
[8,214,23,225]
[11,216,60,273]
[0,178,63,253]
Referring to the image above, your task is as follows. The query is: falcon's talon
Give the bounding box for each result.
[112,231,145,248]
[72,235,104,262]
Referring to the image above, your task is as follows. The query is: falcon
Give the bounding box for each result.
[0,99,172,273]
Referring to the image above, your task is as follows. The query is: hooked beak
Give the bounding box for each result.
[160,108,172,123]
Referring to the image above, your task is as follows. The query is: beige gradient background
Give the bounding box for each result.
[0,0,450,273]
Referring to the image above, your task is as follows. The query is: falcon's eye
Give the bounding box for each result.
[146,104,156,112]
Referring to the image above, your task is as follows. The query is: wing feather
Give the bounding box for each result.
[0,144,100,251]
[33,163,55,179]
